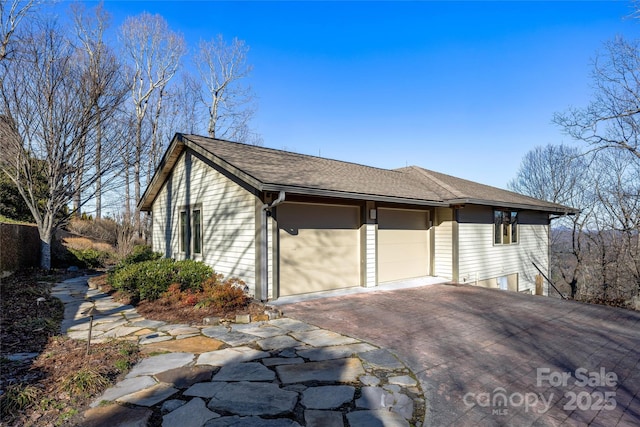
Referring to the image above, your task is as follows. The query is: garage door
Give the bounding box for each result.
[378,208,429,283]
[278,203,360,296]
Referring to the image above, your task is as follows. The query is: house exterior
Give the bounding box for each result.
[139,133,577,301]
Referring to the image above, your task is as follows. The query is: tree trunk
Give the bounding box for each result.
[134,119,141,233]
[73,134,86,217]
[95,113,102,219]
[39,230,53,270]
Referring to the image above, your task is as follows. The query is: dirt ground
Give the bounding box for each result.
[0,270,266,426]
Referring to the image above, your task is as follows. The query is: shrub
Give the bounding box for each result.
[162,274,250,311]
[68,248,112,268]
[201,278,250,310]
[108,258,213,303]
[115,245,161,270]
[175,259,217,291]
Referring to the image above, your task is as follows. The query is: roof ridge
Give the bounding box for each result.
[402,166,462,198]
[182,133,406,175]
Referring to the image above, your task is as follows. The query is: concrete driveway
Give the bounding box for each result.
[280,283,640,427]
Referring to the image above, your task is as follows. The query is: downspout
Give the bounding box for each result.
[259,191,285,301]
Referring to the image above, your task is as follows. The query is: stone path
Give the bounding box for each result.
[52,276,424,427]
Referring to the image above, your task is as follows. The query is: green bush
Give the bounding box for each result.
[107,258,213,303]
[68,248,112,268]
[115,245,161,270]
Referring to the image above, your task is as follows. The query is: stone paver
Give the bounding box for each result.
[125,352,195,378]
[201,326,258,346]
[282,283,640,427]
[304,410,343,427]
[155,366,216,388]
[212,362,275,381]
[204,416,302,427]
[162,397,220,427]
[296,342,377,361]
[51,276,426,426]
[141,335,224,354]
[196,347,269,366]
[255,335,301,350]
[290,328,359,347]
[346,409,410,427]
[117,383,179,406]
[83,404,153,427]
[206,382,298,416]
[301,385,355,409]
[91,376,157,407]
[276,358,365,384]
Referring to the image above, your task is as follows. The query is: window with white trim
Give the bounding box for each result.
[494,210,518,245]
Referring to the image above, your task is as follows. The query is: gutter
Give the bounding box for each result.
[447,198,579,215]
[258,191,285,302]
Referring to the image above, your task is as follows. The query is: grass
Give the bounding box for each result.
[0,214,34,225]
[60,368,111,397]
[0,385,41,416]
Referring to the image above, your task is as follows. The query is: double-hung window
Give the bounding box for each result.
[179,206,202,256]
[494,210,518,245]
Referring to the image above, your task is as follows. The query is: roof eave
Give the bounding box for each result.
[138,133,266,212]
[138,134,185,212]
[261,183,448,207]
[447,198,579,215]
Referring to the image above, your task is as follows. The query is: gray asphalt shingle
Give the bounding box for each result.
[140,133,576,214]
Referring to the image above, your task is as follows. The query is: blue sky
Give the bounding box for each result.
[56,1,638,189]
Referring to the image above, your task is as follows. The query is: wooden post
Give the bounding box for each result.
[535,274,544,296]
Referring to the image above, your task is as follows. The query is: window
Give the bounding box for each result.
[192,209,202,254]
[180,211,188,252]
[494,210,518,245]
[179,207,203,255]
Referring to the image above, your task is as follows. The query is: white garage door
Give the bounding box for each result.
[278,203,361,296]
[378,208,429,283]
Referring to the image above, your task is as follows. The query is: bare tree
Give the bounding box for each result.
[0,0,42,62]
[0,18,123,269]
[71,2,126,219]
[554,36,640,159]
[508,144,587,206]
[508,144,590,298]
[194,35,257,143]
[167,72,205,135]
[590,150,640,300]
[119,12,185,230]
[551,25,640,307]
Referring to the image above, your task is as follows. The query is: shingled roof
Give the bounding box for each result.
[139,133,577,214]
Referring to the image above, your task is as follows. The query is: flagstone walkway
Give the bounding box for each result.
[52,276,424,427]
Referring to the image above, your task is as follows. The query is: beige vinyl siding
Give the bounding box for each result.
[362,223,377,287]
[151,151,257,294]
[457,206,549,293]
[433,207,453,280]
